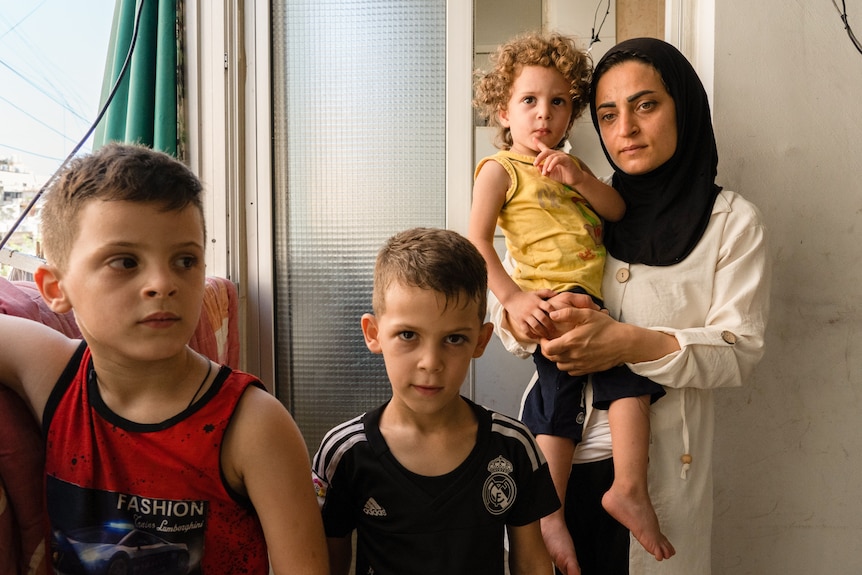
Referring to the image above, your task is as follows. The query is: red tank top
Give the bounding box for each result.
[44,344,269,574]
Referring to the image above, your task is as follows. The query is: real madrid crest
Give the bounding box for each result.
[482,455,516,515]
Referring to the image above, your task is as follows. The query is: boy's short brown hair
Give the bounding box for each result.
[372,228,488,322]
[40,142,204,270]
[473,31,592,150]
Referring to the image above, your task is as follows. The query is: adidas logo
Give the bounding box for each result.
[362,497,387,517]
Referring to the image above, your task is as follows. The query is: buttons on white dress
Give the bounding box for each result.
[615,267,631,283]
[721,330,737,344]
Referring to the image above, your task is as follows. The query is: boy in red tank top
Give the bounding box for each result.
[0,143,328,574]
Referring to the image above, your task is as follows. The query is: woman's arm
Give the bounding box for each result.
[544,194,771,390]
[540,305,680,375]
[633,201,770,390]
[485,258,598,360]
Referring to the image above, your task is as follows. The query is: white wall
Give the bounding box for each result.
[712,2,862,573]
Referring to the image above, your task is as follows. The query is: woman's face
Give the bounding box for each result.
[594,60,677,175]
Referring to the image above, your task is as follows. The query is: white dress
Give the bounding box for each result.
[489,189,772,574]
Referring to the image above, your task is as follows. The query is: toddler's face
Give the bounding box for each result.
[499,65,573,156]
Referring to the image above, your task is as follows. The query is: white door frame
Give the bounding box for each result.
[187,0,474,390]
[665,0,715,106]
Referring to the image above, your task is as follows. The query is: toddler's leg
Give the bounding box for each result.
[537,434,575,505]
[601,395,675,561]
[536,435,580,574]
[523,352,586,573]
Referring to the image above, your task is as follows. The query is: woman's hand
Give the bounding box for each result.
[541,305,681,375]
[539,306,626,375]
[544,291,601,313]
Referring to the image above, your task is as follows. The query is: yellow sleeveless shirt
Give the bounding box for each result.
[475,150,606,298]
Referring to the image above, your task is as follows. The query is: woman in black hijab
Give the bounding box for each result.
[490,38,771,574]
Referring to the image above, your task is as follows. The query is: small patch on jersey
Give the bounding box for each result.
[483,455,517,515]
[313,476,327,498]
[487,455,514,474]
[363,497,387,517]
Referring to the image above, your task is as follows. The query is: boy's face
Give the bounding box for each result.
[42,199,206,364]
[499,65,574,156]
[361,282,493,418]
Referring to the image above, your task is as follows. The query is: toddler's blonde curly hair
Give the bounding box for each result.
[474,32,592,150]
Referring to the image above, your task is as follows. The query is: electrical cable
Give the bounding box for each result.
[833,0,862,55]
[588,0,612,51]
[0,0,147,252]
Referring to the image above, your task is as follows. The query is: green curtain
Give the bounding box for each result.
[93,0,182,157]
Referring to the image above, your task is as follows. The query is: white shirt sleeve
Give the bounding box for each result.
[604,191,771,391]
[486,253,537,358]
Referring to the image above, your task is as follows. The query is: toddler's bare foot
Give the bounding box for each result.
[602,485,675,561]
[540,512,581,575]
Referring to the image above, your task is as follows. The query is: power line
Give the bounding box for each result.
[588,0,612,51]
[0,0,147,251]
[0,142,65,163]
[0,58,89,123]
[0,2,90,119]
[0,93,79,143]
[0,0,48,42]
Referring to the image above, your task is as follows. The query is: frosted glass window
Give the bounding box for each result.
[271,0,447,449]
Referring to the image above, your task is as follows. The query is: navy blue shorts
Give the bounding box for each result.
[520,287,665,441]
[522,350,589,441]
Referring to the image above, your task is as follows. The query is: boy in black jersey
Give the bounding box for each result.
[312,227,560,575]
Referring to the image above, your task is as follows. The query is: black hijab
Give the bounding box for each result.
[589,38,721,266]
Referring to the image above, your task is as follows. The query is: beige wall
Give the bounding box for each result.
[616,0,664,41]
[712,1,862,572]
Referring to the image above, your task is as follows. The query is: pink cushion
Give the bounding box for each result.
[189,276,240,368]
[0,276,80,339]
[0,385,48,575]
